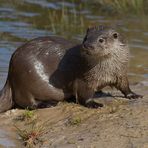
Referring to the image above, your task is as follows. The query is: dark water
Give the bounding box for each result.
[0,1,148,146]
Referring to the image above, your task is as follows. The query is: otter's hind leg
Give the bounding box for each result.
[13,90,39,109]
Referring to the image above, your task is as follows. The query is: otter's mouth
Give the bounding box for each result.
[82,44,95,50]
[120,43,126,46]
[81,45,111,58]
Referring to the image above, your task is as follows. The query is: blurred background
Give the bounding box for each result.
[0,0,148,88]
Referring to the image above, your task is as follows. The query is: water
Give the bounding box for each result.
[0,1,147,146]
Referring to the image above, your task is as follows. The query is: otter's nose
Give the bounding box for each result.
[83,42,95,50]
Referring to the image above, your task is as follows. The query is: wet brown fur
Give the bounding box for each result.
[0,26,142,112]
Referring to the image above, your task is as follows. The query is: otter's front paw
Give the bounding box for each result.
[86,100,103,108]
[126,92,143,99]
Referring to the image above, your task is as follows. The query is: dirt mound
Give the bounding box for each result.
[0,84,148,148]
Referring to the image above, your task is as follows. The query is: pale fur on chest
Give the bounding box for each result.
[83,46,129,90]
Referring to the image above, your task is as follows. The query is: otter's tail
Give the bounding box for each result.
[0,80,13,113]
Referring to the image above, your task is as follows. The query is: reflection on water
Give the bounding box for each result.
[0,0,148,89]
[0,129,15,147]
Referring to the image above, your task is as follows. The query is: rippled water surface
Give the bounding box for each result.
[0,1,148,147]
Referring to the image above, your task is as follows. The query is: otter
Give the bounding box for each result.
[0,26,142,112]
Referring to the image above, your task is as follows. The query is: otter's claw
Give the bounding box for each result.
[126,93,143,99]
[86,100,103,108]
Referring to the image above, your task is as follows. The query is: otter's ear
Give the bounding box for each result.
[86,25,102,33]
[86,26,96,34]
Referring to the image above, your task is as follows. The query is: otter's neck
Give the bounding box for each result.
[59,45,101,76]
[79,45,111,72]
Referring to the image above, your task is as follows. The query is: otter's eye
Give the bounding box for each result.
[113,33,118,39]
[99,38,104,43]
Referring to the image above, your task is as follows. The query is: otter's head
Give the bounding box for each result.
[82,26,127,58]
